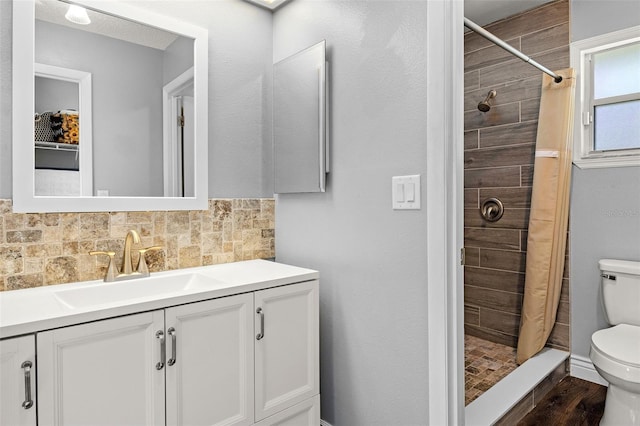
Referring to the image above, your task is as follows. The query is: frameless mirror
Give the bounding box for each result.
[273,40,329,194]
[12,0,208,212]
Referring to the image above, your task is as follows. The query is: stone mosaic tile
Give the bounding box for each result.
[465,334,518,406]
[0,199,275,291]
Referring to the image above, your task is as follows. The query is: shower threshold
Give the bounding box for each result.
[465,348,569,425]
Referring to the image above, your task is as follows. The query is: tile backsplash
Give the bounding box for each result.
[0,199,275,291]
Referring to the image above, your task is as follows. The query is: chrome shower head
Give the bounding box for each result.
[478,89,497,112]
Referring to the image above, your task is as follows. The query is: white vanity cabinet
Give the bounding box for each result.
[36,294,254,426]
[165,293,255,426]
[0,335,37,426]
[37,310,166,425]
[254,281,319,422]
[31,278,319,426]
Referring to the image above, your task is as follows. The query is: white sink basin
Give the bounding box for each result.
[53,273,223,309]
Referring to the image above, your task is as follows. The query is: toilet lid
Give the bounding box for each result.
[591,324,640,367]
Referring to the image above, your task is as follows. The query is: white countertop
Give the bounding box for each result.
[0,260,318,339]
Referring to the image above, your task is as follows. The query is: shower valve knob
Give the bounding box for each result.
[480,198,504,222]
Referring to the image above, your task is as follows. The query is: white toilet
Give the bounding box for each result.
[590,259,640,425]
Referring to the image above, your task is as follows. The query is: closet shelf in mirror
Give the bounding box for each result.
[35,141,78,152]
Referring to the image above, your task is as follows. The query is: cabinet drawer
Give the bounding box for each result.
[254,395,320,426]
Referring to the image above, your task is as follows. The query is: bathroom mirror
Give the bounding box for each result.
[12,0,208,212]
[273,40,328,193]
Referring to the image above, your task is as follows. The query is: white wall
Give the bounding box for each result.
[273,1,434,424]
[0,0,274,199]
[569,0,640,359]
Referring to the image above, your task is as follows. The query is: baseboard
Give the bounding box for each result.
[570,354,608,386]
[320,420,333,426]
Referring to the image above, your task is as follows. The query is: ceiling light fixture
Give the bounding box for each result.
[65,5,91,25]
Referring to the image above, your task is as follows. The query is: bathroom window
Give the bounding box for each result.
[571,26,640,168]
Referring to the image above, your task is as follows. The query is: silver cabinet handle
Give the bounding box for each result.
[21,361,33,409]
[156,330,165,370]
[167,327,176,366]
[256,307,264,340]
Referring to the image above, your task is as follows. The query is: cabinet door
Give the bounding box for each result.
[37,311,165,426]
[0,335,36,426]
[165,293,254,426]
[254,280,319,421]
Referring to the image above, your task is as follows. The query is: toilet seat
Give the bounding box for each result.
[592,324,640,367]
[591,324,640,384]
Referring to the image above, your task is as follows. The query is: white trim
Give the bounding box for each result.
[465,348,569,426]
[426,0,464,424]
[163,67,194,197]
[571,25,640,169]
[319,420,333,426]
[34,63,93,197]
[12,0,209,213]
[570,353,609,386]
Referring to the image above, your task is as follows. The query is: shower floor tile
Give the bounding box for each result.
[465,334,518,405]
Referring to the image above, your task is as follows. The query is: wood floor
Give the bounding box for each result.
[517,376,607,425]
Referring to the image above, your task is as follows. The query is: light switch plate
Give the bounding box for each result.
[392,175,421,210]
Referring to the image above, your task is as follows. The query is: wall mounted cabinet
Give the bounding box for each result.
[273,40,329,194]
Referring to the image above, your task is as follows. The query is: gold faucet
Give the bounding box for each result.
[121,229,141,276]
[90,230,162,282]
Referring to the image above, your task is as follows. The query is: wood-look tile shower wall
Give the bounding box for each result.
[463,0,570,350]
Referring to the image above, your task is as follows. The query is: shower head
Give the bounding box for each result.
[478,89,497,112]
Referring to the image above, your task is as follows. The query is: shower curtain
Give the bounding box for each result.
[516,68,576,365]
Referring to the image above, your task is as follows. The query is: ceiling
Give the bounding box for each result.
[464,0,557,27]
[35,0,179,50]
[37,0,558,49]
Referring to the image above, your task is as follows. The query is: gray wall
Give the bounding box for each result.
[0,0,12,198]
[35,77,77,112]
[0,0,273,199]
[163,35,194,86]
[274,1,430,424]
[571,0,640,42]
[569,0,640,359]
[132,0,274,199]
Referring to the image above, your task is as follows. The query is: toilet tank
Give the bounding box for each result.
[600,259,640,326]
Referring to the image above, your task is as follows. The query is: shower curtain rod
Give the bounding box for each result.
[464,17,563,83]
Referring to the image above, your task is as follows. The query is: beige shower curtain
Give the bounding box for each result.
[516,68,576,365]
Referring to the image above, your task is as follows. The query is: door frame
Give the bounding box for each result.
[425,0,464,424]
[163,67,194,197]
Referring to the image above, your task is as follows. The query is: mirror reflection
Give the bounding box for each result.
[34,61,92,197]
[34,0,195,197]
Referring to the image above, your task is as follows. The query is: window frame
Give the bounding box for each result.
[571,26,640,169]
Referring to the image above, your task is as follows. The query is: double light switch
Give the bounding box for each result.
[392,175,421,210]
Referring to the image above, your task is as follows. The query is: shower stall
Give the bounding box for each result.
[462,0,573,422]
